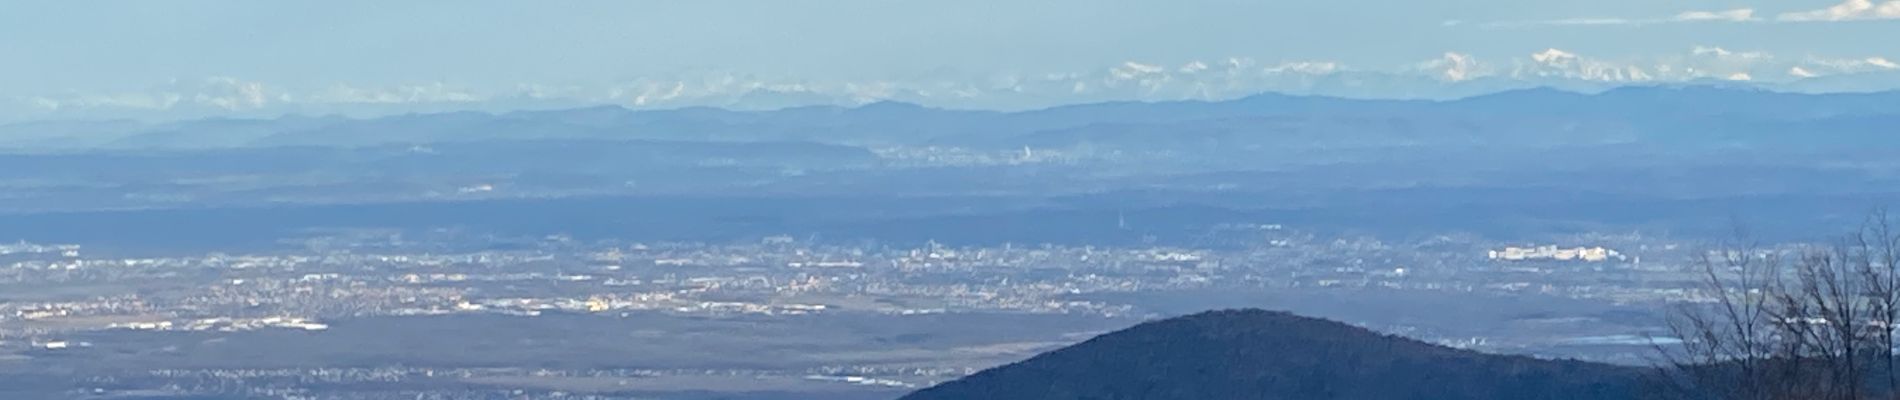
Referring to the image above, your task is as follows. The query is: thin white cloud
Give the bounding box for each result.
[1691,46,1771,61]
[1462,8,1757,28]
[1804,56,1900,73]
[1674,8,1758,22]
[1778,0,1900,21]
[1471,17,1634,29]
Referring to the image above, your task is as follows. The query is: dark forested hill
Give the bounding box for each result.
[902,309,1643,400]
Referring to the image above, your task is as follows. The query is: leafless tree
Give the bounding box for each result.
[1854,210,1900,395]
[1652,211,1900,400]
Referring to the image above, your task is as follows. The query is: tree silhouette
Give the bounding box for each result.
[1653,211,1900,400]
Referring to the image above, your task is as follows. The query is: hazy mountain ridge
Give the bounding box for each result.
[8,86,1900,152]
[902,309,1643,400]
[12,47,1900,123]
[1,85,1895,237]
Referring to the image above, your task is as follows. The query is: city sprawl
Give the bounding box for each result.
[0,225,1758,399]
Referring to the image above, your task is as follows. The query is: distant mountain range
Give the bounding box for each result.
[3,83,1897,235]
[7,85,1900,151]
[7,48,1900,123]
[902,309,1644,400]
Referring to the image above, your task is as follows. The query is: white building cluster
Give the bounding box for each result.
[1489,245,1623,262]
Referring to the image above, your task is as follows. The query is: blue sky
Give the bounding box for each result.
[3,0,1899,119]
